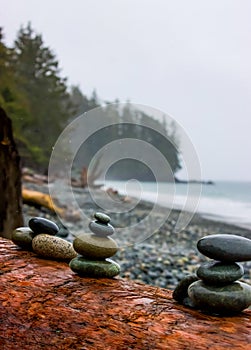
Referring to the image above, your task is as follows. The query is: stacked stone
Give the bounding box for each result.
[173,234,251,315]
[12,217,76,260]
[69,212,120,278]
[188,234,251,315]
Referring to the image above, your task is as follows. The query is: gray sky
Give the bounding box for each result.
[1,0,251,181]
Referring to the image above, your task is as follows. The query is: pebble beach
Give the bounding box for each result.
[22,181,251,291]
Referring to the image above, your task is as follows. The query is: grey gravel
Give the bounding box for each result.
[22,182,251,290]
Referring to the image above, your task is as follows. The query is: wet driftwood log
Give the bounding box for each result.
[22,188,81,221]
[22,188,65,216]
[0,107,23,238]
[0,238,250,350]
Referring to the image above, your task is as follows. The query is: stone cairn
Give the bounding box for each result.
[12,217,77,260]
[173,234,251,315]
[69,212,120,278]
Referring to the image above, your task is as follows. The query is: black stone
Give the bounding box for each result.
[172,274,199,305]
[29,217,59,235]
[197,234,251,262]
[197,261,244,284]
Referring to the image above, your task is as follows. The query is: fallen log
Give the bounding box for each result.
[22,188,81,221]
[22,188,65,216]
[0,238,250,350]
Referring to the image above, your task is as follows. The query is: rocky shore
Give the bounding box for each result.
[22,181,251,290]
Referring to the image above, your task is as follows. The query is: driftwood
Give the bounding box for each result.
[22,188,81,221]
[72,154,104,189]
[22,173,48,185]
[0,238,250,350]
[22,188,65,216]
[71,166,88,188]
[0,107,23,238]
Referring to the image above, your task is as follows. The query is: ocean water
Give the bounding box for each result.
[103,180,251,229]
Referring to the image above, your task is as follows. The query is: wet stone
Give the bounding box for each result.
[56,226,69,238]
[188,280,251,315]
[94,212,111,224]
[172,274,199,305]
[69,257,120,278]
[197,261,244,285]
[29,217,59,236]
[12,227,35,250]
[89,221,114,237]
[197,234,251,262]
[32,234,77,260]
[73,233,118,259]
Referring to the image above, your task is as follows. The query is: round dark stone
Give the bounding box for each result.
[197,261,244,284]
[94,212,111,224]
[69,256,120,278]
[197,234,251,262]
[89,221,114,236]
[173,274,199,304]
[188,280,251,315]
[12,227,35,250]
[56,227,69,238]
[29,217,59,235]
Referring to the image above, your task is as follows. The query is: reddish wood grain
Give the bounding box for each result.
[0,238,250,350]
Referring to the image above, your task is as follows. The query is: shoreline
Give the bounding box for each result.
[199,212,251,231]
[22,182,251,290]
[103,180,251,231]
[125,193,251,238]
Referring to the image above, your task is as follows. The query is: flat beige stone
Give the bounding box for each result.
[73,233,118,259]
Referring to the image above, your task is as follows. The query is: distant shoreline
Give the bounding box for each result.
[132,195,251,239]
[174,177,214,185]
[103,180,251,231]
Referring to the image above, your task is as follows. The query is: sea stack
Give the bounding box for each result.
[69,212,120,278]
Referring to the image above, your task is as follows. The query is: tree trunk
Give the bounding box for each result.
[0,107,23,238]
[0,238,250,350]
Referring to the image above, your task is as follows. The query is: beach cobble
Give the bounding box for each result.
[22,184,251,290]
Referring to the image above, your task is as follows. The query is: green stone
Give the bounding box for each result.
[173,274,199,305]
[188,280,251,315]
[73,234,118,259]
[69,257,120,278]
[12,227,35,250]
[197,261,244,284]
[94,212,111,224]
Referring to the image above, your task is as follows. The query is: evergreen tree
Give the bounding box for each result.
[69,85,98,118]
[12,23,71,168]
[0,28,35,163]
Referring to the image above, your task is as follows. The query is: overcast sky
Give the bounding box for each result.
[1,0,251,181]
